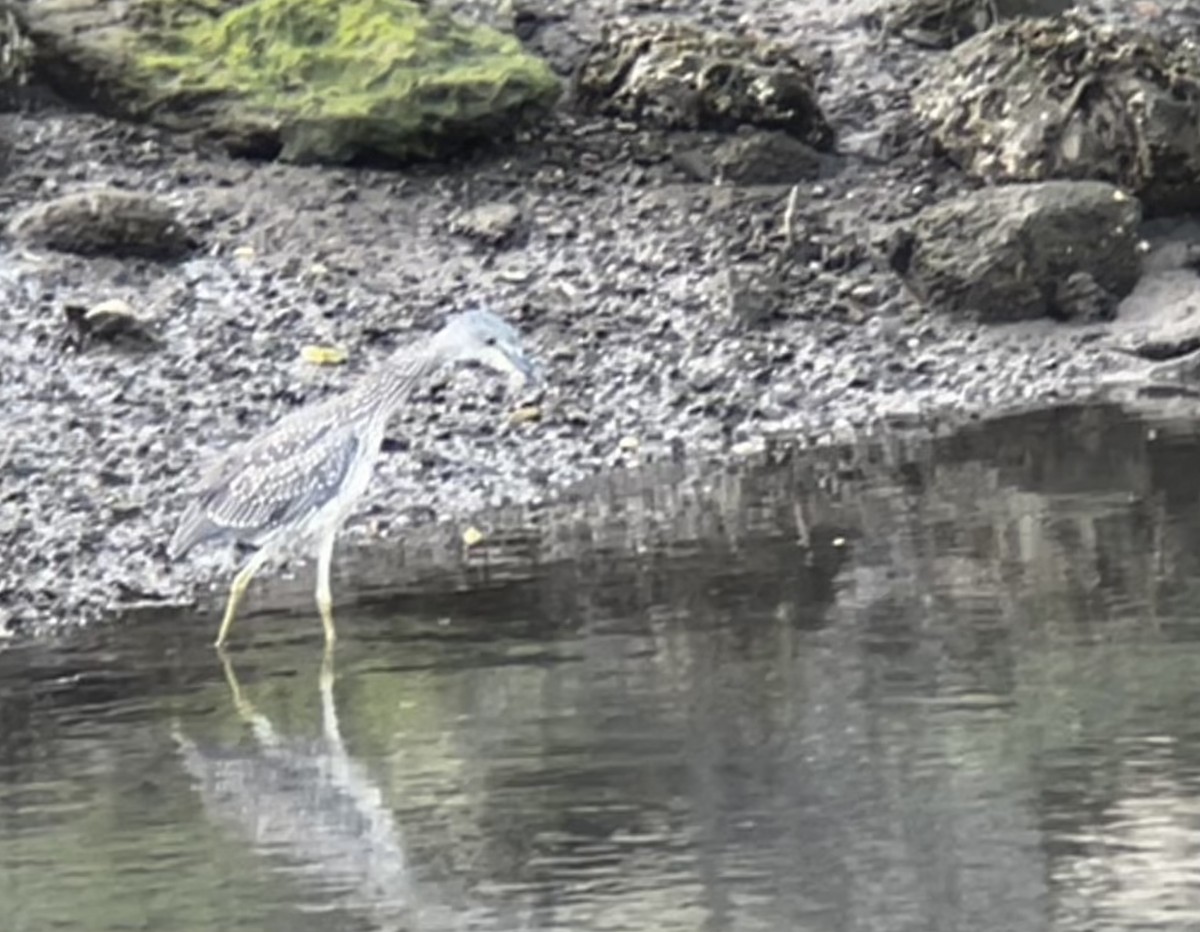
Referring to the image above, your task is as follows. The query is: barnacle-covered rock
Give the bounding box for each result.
[913,13,1200,215]
[574,20,834,150]
[886,180,1141,322]
[868,0,1073,49]
[873,0,998,49]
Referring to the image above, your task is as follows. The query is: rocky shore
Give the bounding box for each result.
[4,0,1200,635]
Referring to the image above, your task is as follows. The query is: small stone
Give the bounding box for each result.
[451,202,524,247]
[1054,271,1117,323]
[63,298,159,351]
[675,130,823,186]
[731,438,765,457]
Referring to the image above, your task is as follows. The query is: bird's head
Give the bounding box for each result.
[432,308,539,392]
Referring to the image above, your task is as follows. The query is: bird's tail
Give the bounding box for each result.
[168,504,222,560]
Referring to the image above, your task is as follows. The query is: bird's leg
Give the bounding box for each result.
[315,529,338,644]
[214,548,271,648]
[319,645,346,751]
[217,647,258,722]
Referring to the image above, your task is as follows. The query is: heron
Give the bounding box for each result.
[169,308,539,648]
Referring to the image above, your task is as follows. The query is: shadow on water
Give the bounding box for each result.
[10,402,1200,929]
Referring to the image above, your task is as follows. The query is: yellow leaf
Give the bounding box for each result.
[508,405,542,425]
[462,526,485,547]
[300,344,348,366]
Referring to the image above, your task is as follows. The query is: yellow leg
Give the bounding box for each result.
[319,644,344,748]
[216,647,257,722]
[214,548,271,648]
[315,530,338,645]
[320,640,336,693]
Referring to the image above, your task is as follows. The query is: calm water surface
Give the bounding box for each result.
[7,404,1200,931]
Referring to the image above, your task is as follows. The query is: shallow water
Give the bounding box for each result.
[8,403,1200,931]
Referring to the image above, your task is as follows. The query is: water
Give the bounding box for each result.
[7,402,1200,931]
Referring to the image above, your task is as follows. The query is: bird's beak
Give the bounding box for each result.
[511,352,540,391]
[490,346,540,394]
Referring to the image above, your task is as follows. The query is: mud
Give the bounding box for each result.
[3,0,1200,634]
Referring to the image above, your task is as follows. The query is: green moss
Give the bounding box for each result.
[131,0,560,162]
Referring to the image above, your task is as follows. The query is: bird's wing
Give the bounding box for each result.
[170,404,363,557]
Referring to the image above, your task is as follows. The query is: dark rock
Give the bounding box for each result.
[1054,271,1117,323]
[0,7,33,110]
[892,180,1142,323]
[723,261,782,326]
[450,201,524,246]
[9,188,196,260]
[675,130,823,185]
[873,0,998,49]
[573,19,834,150]
[913,12,1200,216]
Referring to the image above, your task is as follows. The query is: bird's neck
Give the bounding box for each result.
[353,339,447,419]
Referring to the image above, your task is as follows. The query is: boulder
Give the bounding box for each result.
[913,13,1200,215]
[573,20,834,150]
[9,188,196,260]
[885,180,1142,322]
[15,0,561,165]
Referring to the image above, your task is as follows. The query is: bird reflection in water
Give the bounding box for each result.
[173,652,441,929]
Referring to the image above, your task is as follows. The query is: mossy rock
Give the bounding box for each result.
[16,0,561,164]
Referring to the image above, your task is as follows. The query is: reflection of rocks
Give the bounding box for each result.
[885,180,1141,322]
[914,13,1200,215]
[574,20,834,150]
[675,130,823,186]
[15,0,560,165]
[9,188,195,260]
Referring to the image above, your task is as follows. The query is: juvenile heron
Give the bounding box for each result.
[169,309,538,647]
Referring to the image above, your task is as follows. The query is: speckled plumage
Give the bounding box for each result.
[170,395,374,559]
[170,309,538,647]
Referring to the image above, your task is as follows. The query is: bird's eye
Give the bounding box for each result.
[483,336,498,347]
